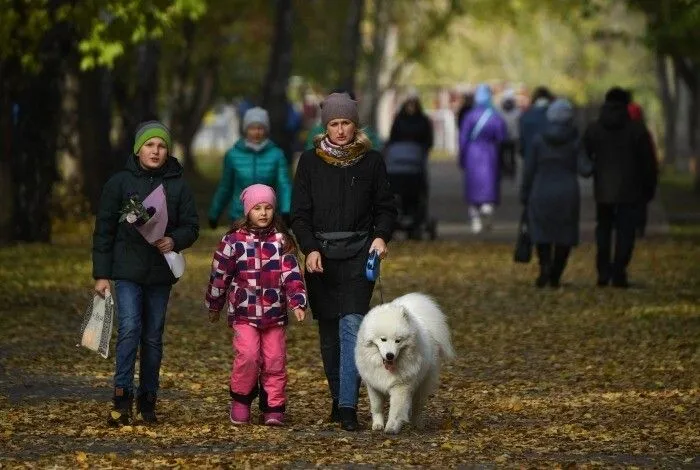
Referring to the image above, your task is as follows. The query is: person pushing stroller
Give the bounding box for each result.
[383,93,435,240]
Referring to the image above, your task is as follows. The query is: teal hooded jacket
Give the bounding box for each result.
[208,139,292,222]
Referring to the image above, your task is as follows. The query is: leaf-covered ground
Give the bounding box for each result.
[1,222,699,469]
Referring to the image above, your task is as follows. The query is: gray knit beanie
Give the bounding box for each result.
[546,98,574,123]
[242,107,270,132]
[320,93,359,127]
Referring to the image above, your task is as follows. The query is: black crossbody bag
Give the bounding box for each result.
[314,231,369,260]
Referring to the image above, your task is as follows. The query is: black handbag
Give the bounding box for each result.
[513,209,532,263]
[314,231,368,260]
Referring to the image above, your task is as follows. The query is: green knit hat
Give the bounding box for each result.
[133,121,171,154]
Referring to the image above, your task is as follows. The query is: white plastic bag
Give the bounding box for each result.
[164,251,186,278]
[78,290,115,359]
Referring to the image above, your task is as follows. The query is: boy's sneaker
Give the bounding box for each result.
[230,401,251,424]
[136,392,158,424]
[263,412,285,426]
[107,388,133,427]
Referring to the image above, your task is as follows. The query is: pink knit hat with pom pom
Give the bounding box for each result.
[240,184,277,216]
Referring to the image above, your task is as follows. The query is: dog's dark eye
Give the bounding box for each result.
[380,337,387,342]
[395,338,401,343]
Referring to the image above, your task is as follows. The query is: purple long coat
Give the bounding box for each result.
[459,106,507,205]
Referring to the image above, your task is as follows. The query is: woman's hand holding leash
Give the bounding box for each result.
[369,238,388,259]
[305,251,323,273]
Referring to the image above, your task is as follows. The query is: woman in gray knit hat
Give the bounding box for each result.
[291,92,397,431]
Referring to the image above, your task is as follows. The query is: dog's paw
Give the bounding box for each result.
[383,419,403,435]
[371,412,384,431]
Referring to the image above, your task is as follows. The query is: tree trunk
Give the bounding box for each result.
[673,55,700,191]
[111,42,162,159]
[656,53,677,166]
[340,0,365,93]
[262,0,294,161]
[360,0,392,130]
[11,65,64,242]
[178,66,217,177]
[6,2,72,242]
[0,69,14,244]
[134,40,161,124]
[169,19,219,176]
[77,66,115,213]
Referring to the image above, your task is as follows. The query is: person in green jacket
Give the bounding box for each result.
[93,120,200,426]
[208,107,292,228]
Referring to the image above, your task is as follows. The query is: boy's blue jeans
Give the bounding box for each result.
[113,280,172,397]
[318,313,363,409]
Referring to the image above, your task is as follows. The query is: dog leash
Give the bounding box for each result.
[377,273,384,304]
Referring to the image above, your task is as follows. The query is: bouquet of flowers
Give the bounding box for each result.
[120,184,185,278]
[119,193,156,225]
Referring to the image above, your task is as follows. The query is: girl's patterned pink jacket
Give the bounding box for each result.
[205,227,307,329]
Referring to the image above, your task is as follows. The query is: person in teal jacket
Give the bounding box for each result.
[208,107,292,228]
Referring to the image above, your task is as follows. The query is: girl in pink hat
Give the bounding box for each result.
[205,184,307,426]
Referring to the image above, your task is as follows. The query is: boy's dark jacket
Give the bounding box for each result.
[93,155,200,285]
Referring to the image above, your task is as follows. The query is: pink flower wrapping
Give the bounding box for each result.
[136,184,168,244]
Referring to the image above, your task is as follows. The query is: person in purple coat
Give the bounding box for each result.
[458,84,507,233]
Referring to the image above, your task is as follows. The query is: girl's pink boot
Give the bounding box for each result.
[263,412,285,426]
[230,401,251,424]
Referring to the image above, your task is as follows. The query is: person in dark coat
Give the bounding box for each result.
[290,93,397,431]
[385,95,434,238]
[519,86,554,164]
[93,121,200,426]
[583,87,657,288]
[388,95,434,150]
[520,99,588,288]
[455,92,475,131]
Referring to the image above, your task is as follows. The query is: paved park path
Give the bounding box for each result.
[426,159,669,242]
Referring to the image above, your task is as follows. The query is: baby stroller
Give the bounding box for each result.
[383,141,438,240]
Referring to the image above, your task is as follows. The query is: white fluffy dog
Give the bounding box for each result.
[355,293,454,434]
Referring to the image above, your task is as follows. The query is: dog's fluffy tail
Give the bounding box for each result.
[393,292,455,362]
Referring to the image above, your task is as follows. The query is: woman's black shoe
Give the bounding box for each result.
[339,407,359,431]
[329,399,340,423]
[136,392,158,424]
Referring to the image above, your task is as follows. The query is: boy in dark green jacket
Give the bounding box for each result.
[93,120,199,426]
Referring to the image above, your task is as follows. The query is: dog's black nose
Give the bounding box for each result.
[386,353,394,361]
